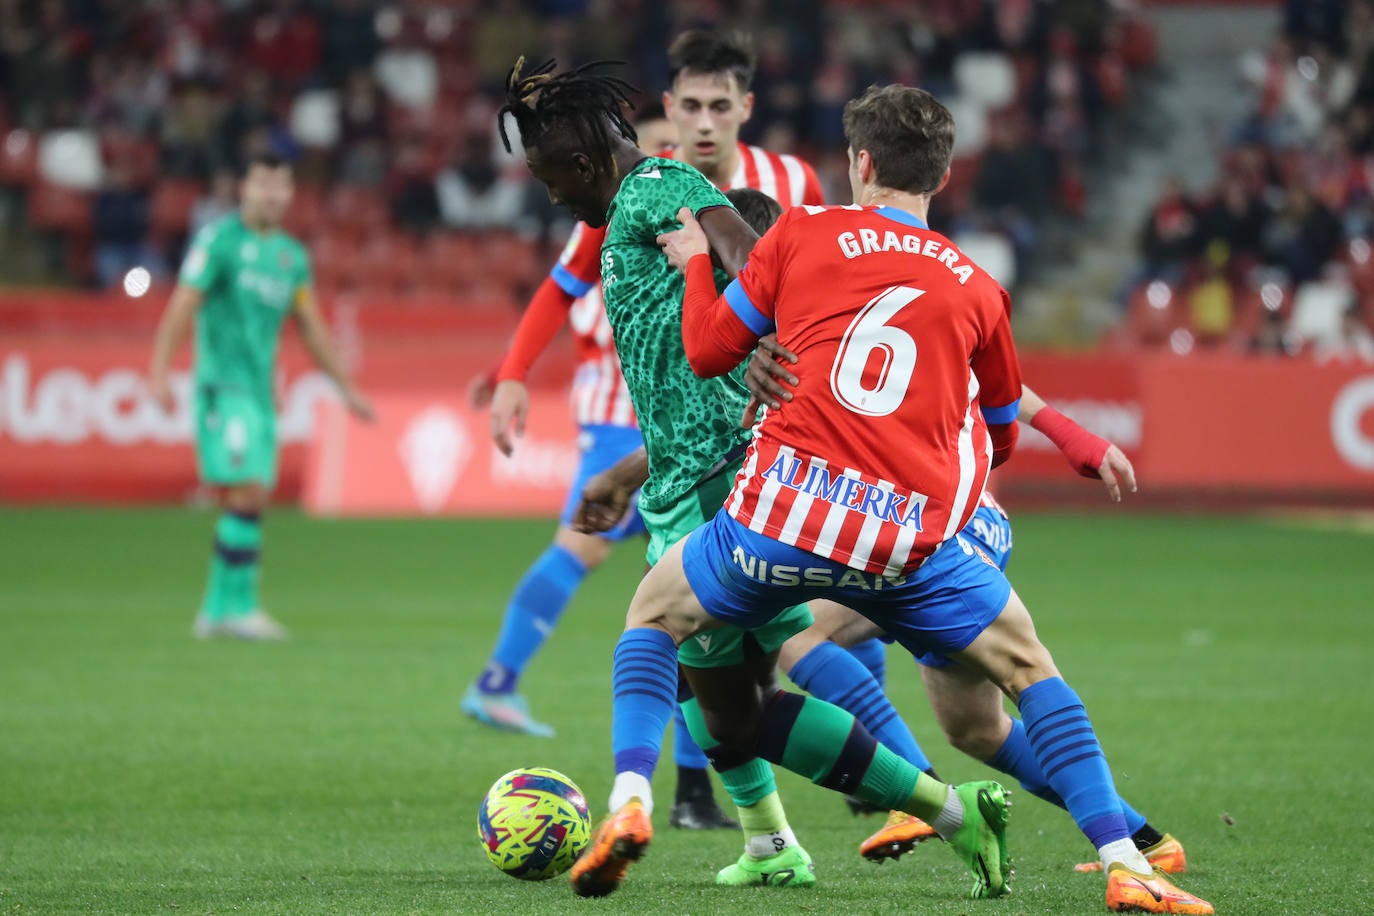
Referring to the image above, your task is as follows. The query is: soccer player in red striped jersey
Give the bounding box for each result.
[639,85,1211,915]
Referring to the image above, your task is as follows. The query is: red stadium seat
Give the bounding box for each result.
[284,184,325,239]
[325,185,389,243]
[422,232,482,297]
[0,129,39,187]
[149,179,204,241]
[357,232,421,297]
[309,231,364,293]
[28,182,92,235]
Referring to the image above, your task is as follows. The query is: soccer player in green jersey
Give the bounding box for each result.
[148,153,374,641]
[499,58,1010,901]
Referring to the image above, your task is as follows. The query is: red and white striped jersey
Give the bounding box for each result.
[551,222,636,427]
[723,142,826,208]
[538,143,823,427]
[692,204,1022,576]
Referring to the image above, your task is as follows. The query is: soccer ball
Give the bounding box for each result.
[478,767,592,880]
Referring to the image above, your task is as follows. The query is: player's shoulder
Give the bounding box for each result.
[635,155,710,190]
[277,230,310,262]
[742,143,818,174]
[190,212,240,250]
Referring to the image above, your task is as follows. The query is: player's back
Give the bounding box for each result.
[184,213,310,400]
[726,204,1021,573]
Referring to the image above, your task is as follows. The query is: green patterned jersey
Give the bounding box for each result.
[178,213,311,404]
[601,157,752,511]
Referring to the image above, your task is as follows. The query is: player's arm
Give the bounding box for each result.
[972,297,1023,468]
[1020,384,1137,501]
[292,288,375,421]
[696,205,759,279]
[147,283,203,412]
[659,206,777,377]
[488,223,604,455]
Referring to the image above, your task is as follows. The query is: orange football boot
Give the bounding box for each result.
[1105,863,1213,914]
[569,799,653,897]
[1077,834,1188,874]
[859,809,940,862]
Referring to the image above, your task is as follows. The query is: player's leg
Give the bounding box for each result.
[918,663,1186,874]
[570,534,729,897]
[463,525,609,736]
[778,601,942,821]
[193,390,281,640]
[465,424,640,736]
[678,611,815,887]
[949,587,1211,913]
[668,670,738,830]
[678,514,1012,899]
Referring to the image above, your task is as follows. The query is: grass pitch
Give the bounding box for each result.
[1,507,1370,914]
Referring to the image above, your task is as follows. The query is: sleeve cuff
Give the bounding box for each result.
[723,277,774,336]
[981,399,1020,426]
[550,263,595,298]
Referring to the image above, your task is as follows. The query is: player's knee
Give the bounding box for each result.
[700,707,762,752]
[555,528,612,569]
[943,717,1007,760]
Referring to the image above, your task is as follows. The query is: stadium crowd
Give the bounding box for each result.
[1117,0,1374,361]
[0,0,1155,302]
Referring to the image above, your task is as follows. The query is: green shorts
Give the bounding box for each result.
[194,387,278,487]
[641,459,813,669]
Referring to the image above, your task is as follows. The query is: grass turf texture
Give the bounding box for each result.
[1,507,1370,915]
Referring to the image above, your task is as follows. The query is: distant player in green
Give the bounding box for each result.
[148,152,374,640]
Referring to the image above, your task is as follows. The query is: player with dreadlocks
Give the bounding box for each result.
[499,58,1013,901]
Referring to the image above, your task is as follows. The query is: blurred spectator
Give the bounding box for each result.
[245,0,321,88]
[320,0,381,86]
[190,169,237,237]
[336,67,389,187]
[1313,303,1374,362]
[472,0,543,91]
[160,80,221,180]
[388,139,440,237]
[93,162,165,288]
[1264,186,1342,285]
[216,69,293,171]
[1290,262,1359,350]
[1194,176,1269,266]
[436,134,527,231]
[1187,242,1236,346]
[1138,177,1198,283]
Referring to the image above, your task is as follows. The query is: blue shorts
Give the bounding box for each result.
[682,510,1013,664]
[911,504,1015,666]
[560,424,648,542]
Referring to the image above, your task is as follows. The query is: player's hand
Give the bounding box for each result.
[147,373,176,413]
[467,371,498,410]
[343,387,376,423]
[741,334,799,427]
[656,207,711,272]
[489,380,529,457]
[1096,443,1137,503]
[572,468,635,535]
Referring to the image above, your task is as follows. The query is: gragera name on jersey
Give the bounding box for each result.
[730,545,908,590]
[835,229,975,285]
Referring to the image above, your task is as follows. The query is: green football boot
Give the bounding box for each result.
[716,844,816,888]
[946,780,1011,899]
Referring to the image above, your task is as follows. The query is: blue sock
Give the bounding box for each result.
[480,545,587,694]
[847,637,887,690]
[611,628,679,779]
[1017,677,1129,848]
[672,698,710,770]
[987,718,1149,835]
[788,641,932,773]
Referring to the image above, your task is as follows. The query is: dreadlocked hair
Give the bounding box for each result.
[499,56,640,168]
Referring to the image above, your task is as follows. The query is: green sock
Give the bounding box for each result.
[199,552,229,622]
[681,697,778,808]
[215,512,262,618]
[737,790,790,838]
[760,690,941,815]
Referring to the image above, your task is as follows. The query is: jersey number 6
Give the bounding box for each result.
[829,285,925,417]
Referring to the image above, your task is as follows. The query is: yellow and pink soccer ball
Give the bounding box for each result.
[477,767,591,880]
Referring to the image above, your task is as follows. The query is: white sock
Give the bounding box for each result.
[745,827,798,860]
[1099,838,1151,873]
[608,771,653,817]
[930,785,965,840]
